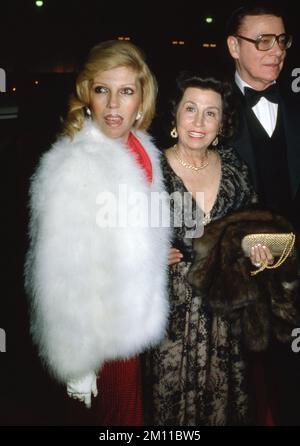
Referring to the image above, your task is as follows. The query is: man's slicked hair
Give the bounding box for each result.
[226,2,285,37]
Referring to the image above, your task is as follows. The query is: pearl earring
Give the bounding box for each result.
[85,106,91,117]
[136,111,143,120]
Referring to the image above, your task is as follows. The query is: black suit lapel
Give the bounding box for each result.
[232,83,300,199]
[231,84,258,189]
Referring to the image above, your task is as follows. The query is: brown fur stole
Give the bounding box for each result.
[188,209,300,351]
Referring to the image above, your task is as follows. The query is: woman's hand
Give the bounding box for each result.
[250,244,274,268]
[168,247,183,266]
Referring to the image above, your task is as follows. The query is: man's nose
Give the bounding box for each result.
[270,38,285,56]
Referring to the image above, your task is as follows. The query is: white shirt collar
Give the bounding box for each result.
[234,72,278,137]
[234,71,276,95]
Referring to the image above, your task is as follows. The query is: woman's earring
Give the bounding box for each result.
[136,111,143,121]
[170,127,178,138]
[212,136,218,146]
[85,106,92,117]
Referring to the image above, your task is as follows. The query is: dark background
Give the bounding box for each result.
[1,0,300,145]
[0,0,299,425]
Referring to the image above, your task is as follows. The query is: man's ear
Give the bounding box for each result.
[227,35,240,60]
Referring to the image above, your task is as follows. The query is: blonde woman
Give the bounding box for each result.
[25,40,169,425]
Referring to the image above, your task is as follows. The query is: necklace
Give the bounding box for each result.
[172,144,209,171]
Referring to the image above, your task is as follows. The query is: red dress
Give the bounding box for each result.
[94,132,153,426]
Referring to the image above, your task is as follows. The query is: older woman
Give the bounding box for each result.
[24,40,170,425]
[145,73,274,426]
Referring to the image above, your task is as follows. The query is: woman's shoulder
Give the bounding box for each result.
[159,148,176,177]
[32,127,102,193]
[161,146,174,167]
[217,144,255,200]
[159,148,185,194]
[218,144,248,170]
[218,144,238,160]
[38,120,111,170]
[37,134,85,175]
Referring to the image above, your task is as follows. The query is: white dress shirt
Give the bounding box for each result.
[235,71,278,137]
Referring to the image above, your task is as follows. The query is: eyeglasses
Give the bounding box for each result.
[235,33,293,51]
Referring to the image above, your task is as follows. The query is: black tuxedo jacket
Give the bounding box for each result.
[231,83,300,230]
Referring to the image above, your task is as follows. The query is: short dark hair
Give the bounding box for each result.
[226,2,285,36]
[171,72,236,141]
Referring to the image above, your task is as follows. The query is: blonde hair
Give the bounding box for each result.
[63,40,158,139]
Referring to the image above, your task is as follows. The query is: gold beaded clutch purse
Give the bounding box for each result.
[241,232,296,275]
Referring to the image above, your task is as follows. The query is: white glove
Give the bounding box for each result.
[67,371,98,408]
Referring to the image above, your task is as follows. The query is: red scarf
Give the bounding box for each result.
[127,132,153,184]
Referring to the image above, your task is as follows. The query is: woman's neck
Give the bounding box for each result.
[176,143,209,165]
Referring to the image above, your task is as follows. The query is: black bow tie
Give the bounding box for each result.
[244,84,279,108]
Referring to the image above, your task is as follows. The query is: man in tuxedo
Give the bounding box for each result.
[226,3,300,426]
[227,3,300,231]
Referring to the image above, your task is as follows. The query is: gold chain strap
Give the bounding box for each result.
[251,233,295,276]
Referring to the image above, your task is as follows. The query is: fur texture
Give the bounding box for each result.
[25,121,170,383]
[188,208,300,351]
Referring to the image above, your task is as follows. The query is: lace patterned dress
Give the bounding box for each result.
[145,146,256,426]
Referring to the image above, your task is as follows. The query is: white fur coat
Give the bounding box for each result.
[25,121,170,384]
